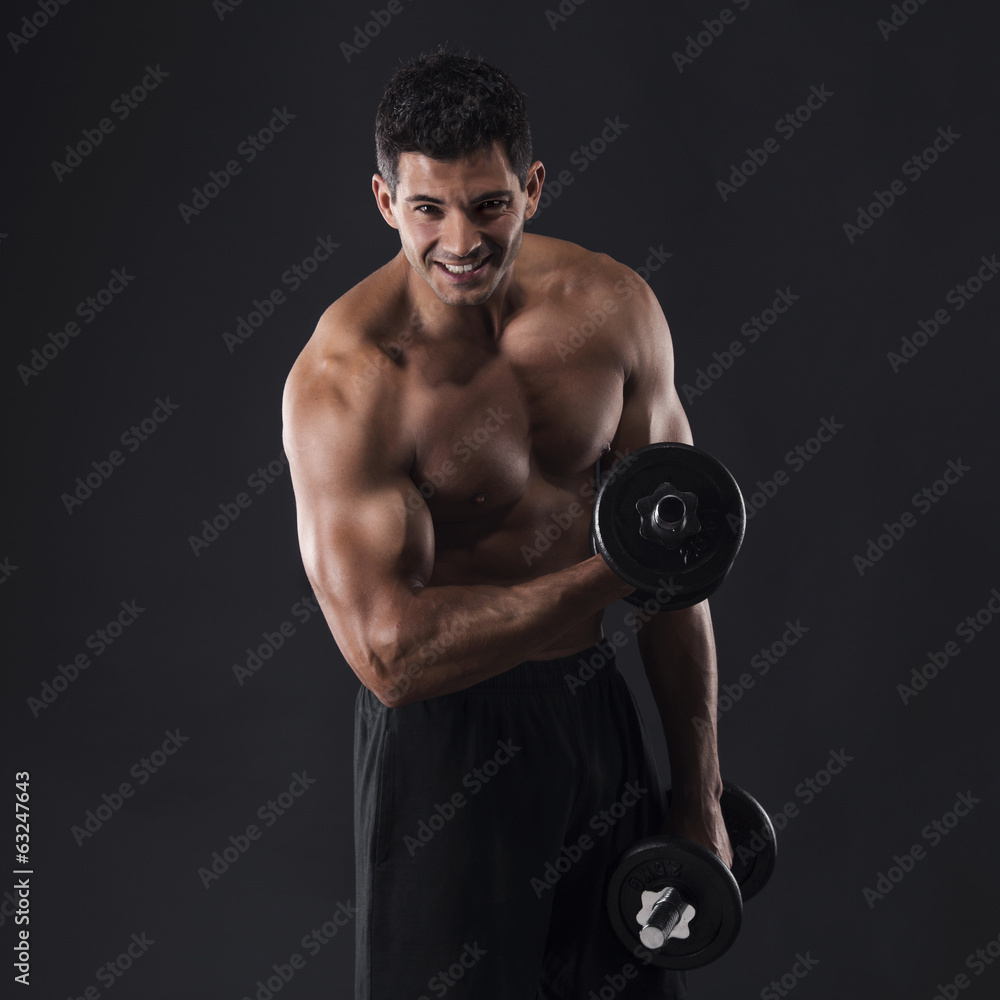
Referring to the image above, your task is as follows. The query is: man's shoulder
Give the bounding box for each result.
[283,258,408,427]
[315,255,408,349]
[518,234,663,372]
[520,233,653,308]
[290,257,407,371]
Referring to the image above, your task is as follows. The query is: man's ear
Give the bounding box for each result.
[372,174,399,230]
[522,160,546,220]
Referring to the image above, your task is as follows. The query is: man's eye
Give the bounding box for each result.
[481,200,506,210]
[415,205,440,215]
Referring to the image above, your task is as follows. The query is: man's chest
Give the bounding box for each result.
[404,338,624,520]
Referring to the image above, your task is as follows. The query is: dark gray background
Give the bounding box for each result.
[4,0,999,996]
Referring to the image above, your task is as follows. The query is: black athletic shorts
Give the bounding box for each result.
[354,640,689,999]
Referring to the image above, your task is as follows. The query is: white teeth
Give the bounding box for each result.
[442,260,482,273]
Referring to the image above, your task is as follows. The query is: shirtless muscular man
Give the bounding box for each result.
[283,49,733,1000]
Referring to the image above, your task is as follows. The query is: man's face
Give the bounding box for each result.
[373,142,543,307]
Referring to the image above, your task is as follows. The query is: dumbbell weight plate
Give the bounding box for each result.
[719,783,777,902]
[592,443,745,611]
[606,835,743,969]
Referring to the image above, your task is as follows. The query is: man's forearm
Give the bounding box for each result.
[636,602,725,819]
[366,554,635,705]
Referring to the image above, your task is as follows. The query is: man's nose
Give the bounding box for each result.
[440,211,481,260]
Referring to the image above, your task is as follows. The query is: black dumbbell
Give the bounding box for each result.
[606,783,776,969]
[591,443,745,611]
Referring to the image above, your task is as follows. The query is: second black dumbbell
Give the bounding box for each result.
[606,782,777,969]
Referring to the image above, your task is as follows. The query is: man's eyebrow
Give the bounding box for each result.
[403,190,514,204]
[474,189,514,201]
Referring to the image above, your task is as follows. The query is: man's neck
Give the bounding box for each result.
[402,255,521,344]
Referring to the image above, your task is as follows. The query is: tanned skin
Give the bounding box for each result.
[282,142,733,865]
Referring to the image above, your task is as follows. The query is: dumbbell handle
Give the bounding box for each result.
[639,885,688,950]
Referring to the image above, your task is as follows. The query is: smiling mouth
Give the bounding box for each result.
[436,255,492,276]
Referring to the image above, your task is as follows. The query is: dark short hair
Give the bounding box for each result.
[375,49,533,197]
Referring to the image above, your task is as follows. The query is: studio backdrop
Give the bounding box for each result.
[4,0,999,997]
